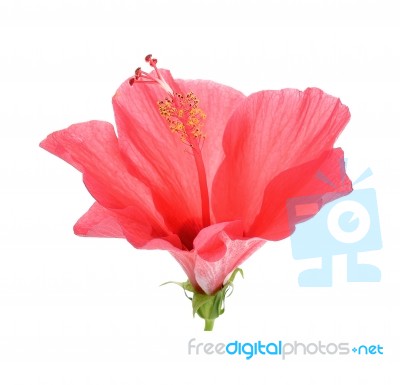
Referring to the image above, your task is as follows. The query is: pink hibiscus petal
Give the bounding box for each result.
[40,120,169,246]
[74,202,124,237]
[114,206,184,249]
[113,71,204,248]
[250,148,352,239]
[169,221,265,294]
[212,88,351,231]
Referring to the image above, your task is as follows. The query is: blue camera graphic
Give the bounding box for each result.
[289,168,382,287]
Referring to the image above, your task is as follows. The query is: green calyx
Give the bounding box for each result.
[162,268,243,331]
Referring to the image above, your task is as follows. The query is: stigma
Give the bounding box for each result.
[129,54,174,96]
[129,55,207,146]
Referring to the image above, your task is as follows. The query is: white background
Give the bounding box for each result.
[1,0,399,384]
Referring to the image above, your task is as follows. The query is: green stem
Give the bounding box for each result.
[204,319,214,331]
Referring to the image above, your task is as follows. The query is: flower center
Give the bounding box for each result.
[129,55,211,230]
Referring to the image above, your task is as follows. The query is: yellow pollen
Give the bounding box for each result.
[158,91,207,145]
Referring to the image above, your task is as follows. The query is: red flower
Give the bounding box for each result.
[40,55,352,329]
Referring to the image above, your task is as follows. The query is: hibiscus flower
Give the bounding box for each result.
[40,55,352,330]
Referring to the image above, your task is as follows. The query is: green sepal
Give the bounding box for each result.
[193,289,225,320]
[160,280,195,293]
[162,268,244,331]
[225,267,244,286]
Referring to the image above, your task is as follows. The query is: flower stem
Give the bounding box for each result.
[204,319,214,331]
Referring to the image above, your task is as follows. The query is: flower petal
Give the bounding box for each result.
[212,88,351,231]
[113,71,204,248]
[40,120,169,246]
[169,221,265,294]
[250,148,352,239]
[74,202,124,237]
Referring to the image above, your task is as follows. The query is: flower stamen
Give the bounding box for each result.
[157,92,206,146]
